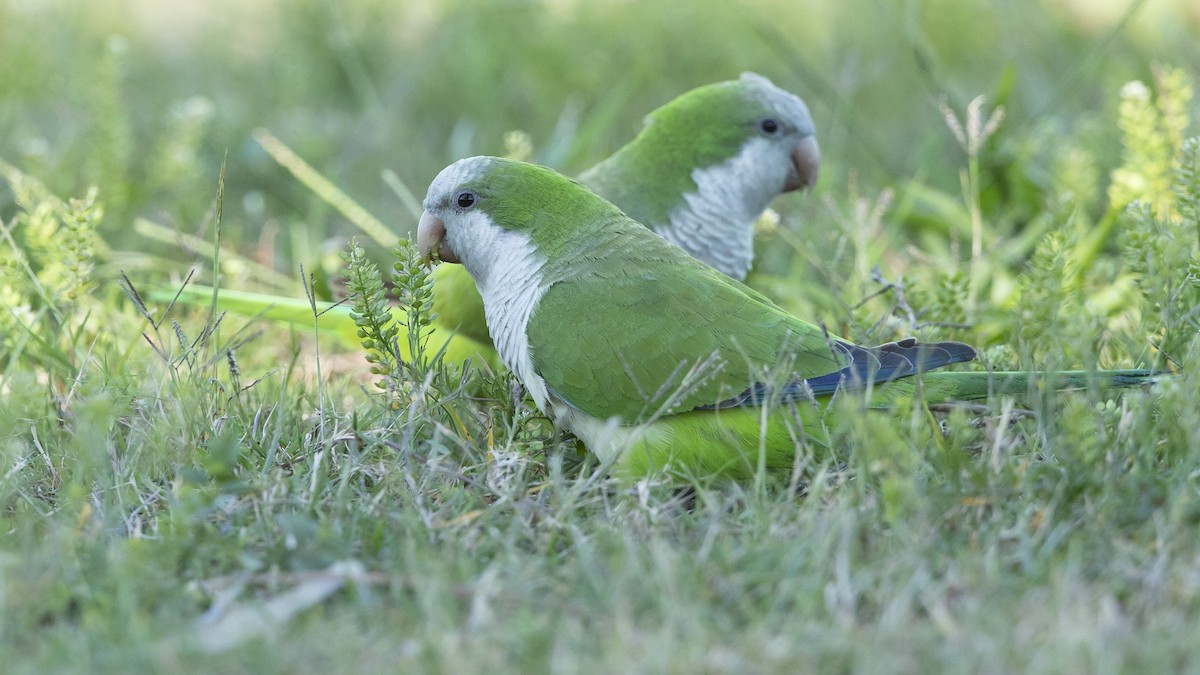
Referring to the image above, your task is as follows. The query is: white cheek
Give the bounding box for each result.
[690,136,790,219]
[444,210,498,282]
[656,136,788,280]
[443,212,551,411]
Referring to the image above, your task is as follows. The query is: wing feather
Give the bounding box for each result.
[527,254,848,422]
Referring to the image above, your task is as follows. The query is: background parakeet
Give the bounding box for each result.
[157,73,818,364]
[417,156,1158,479]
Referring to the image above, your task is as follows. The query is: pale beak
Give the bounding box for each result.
[784,135,820,192]
[417,211,458,264]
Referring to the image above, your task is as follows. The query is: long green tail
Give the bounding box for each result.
[148,285,499,367]
[873,369,1162,406]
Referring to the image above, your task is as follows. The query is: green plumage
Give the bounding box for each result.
[425,157,1159,480]
[616,369,1160,477]
[460,159,960,427]
[873,369,1159,404]
[527,225,843,422]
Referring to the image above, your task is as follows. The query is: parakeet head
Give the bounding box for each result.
[578,72,820,280]
[417,156,630,274]
[644,71,820,193]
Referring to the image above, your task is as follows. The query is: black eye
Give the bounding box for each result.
[456,191,476,209]
[759,118,780,135]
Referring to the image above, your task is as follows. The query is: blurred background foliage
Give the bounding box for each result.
[0,0,1197,353]
[0,0,1195,234]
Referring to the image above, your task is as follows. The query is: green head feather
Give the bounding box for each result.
[579,72,816,229]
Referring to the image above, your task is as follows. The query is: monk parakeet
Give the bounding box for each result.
[157,73,818,364]
[416,156,1157,478]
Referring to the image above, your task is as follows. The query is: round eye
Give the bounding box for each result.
[456,191,476,209]
[758,117,780,135]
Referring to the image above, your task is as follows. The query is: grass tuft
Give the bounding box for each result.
[1,1,1199,671]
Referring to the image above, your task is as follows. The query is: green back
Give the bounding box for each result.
[484,161,849,422]
[528,259,847,423]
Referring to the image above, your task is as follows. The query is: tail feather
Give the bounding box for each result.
[705,338,978,408]
[805,338,978,396]
[875,369,1163,406]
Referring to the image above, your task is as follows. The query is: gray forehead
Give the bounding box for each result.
[424,156,496,210]
[739,72,814,134]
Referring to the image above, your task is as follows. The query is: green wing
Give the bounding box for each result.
[526,258,848,423]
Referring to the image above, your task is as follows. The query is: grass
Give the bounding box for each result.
[2,0,1200,671]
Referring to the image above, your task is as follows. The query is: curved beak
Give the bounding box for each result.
[417,211,458,264]
[784,135,820,192]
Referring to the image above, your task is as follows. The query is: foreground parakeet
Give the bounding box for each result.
[416,156,1157,478]
[159,73,818,362]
